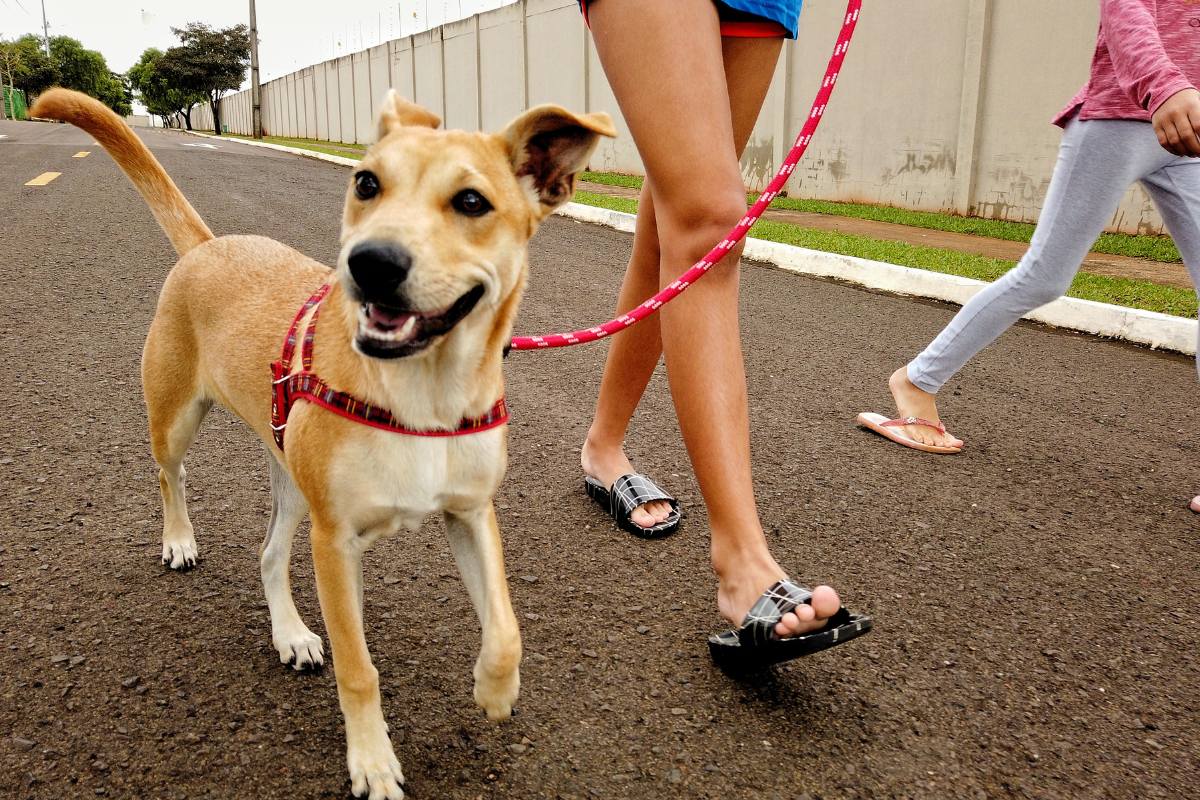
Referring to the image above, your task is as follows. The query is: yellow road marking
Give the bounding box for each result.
[73,151,90,158]
[25,172,61,186]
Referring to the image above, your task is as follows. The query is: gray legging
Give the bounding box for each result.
[908,117,1200,394]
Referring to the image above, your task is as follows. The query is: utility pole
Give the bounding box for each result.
[249,0,263,138]
[40,0,51,56]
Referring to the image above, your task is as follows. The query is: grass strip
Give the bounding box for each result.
[572,190,1197,319]
[580,170,1183,264]
[227,134,366,159]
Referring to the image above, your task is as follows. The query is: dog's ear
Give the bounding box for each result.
[501,104,616,216]
[376,89,441,140]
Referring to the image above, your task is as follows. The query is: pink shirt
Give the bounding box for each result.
[1055,0,1199,126]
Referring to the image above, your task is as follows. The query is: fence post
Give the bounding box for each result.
[521,0,529,110]
[953,0,992,216]
[475,13,483,132]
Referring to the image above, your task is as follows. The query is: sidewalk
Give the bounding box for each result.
[578,180,1195,291]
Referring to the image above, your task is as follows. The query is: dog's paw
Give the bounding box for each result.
[348,743,405,800]
[161,537,198,570]
[474,661,520,722]
[273,627,324,671]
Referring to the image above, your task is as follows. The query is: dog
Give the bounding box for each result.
[31,87,614,799]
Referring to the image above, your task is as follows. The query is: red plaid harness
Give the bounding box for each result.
[269,282,509,450]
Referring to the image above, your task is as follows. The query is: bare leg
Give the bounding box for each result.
[587,0,840,635]
[581,182,675,530]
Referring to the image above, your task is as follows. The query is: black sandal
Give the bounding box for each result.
[584,473,681,538]
[708,579,872,670]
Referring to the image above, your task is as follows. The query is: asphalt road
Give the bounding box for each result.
[1,118,1197,800]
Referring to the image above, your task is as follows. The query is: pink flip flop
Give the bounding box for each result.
[1190,496,1200,514]
[856,412,963,454]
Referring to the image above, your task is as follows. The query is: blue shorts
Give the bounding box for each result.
[718,1,802,39]
[578,1,802,40]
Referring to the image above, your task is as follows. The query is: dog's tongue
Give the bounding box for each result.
[366,303,415,331]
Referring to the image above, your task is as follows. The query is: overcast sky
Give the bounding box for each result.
[1,0,513,80]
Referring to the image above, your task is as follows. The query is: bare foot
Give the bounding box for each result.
[715,553,841,638]
[888,366,964,449]
[581,437,675,530]
[1190,495,1200,514]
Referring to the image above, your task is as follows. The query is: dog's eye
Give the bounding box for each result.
[452,189,492,217]
[354,171,380,201]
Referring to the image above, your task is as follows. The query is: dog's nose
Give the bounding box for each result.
[348,241,412,299]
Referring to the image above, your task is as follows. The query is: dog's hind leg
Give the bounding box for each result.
[143,325,209,570]
[444,504,521,721]
[261,457,324,670]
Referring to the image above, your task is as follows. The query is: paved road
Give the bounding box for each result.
[1,119,1197,800]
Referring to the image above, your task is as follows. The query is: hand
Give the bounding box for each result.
[1152,88,1200,157]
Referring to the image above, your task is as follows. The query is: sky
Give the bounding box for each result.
[0,0,513,80]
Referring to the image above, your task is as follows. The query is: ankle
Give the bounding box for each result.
[889,365,915,393]
[711,536,779,581]
[581,431,633,481]
[582,430,621,462]
[890,365,936,403]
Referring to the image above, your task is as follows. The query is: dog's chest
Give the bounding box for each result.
[329,427,506,534]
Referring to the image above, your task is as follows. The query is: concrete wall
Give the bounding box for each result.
[197,0,1167,234]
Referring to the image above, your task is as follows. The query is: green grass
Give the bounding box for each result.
[575,190,639,214]
[228,134,366,160]
[572,191,1198,319]
[580,170,1183,264]
[580,170,643,190]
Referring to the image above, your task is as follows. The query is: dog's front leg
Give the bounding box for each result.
[311,518,405,800]
[444,504,521,720]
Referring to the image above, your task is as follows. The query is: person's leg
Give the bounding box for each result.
[581,181,676,531]
[587,0,838,635]
[887,119,1165,447]
[1140,154,1200,367]
[1139,150,1200,511]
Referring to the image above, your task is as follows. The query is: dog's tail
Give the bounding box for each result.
[30,88,214,257]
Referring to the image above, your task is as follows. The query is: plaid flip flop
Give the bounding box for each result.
[584,473,681,538]
[708,579,872,670]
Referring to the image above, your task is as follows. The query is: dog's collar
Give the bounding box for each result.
[270,282,509,450]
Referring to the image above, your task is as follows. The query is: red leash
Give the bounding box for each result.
[509,0,862,351]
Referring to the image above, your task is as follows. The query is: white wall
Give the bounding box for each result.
[198,0,1161,234]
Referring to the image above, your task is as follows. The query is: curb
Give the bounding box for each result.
[186,131,1198,357]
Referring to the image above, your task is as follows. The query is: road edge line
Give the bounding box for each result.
[183,129,361,167]
[182,130,1197,357]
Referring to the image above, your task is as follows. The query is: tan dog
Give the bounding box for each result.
[31,88,613,799]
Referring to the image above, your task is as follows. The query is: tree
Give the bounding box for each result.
[159,23,249,136]
[6,35,58,96]
[128,47,204,129]
[48,36,131,115]
[0,41,20,119]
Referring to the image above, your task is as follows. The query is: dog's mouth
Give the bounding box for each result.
[354,285,486,359]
